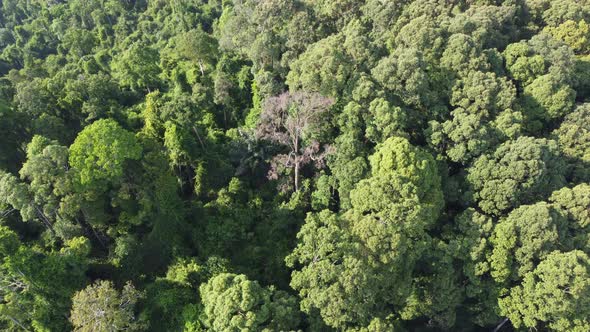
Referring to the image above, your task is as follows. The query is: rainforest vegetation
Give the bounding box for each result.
[1,0,590,331]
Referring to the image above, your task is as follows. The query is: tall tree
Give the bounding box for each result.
[257,91,333,191]
[199,273,300,331]
[70,280,146,332]
[69,119,141,189]
[467,136,567,216]
[499,250,590,331]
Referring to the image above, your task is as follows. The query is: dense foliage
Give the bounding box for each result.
[1,0,590,331]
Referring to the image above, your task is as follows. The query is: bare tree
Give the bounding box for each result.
[256,91,334,191]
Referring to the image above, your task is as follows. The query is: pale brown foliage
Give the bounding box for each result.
[256,91,334,191]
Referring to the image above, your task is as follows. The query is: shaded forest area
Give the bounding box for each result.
[1,0,590,331]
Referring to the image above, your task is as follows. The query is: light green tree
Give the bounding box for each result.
[490,202,569,283]
[467,136,567,216]
[499,250,590,331]
[69,119,141,189]
[199,273,300,331]
[550,184,590,251]
[552,103,590,181]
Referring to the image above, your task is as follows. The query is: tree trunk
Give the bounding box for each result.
[35,206,55,236]
[77,216,107,250]
[493,318,509,332]
[294,161,299,192]
[294,135,300,191]
[6,314,30,332]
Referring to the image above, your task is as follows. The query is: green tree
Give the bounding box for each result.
[504,34,575,87]
[499,250,590,331]
[175,28,219,76]
[552,103,590,181]
[467,136,567,216]
[0,100,26,171]
[199,273,300,331]
[544,20,590,54]
[288,137,445,330]
[286,33,353,97]
[365,97,406,143]
[550,184,590,251]
[372,47,434,108]
[19,136,83,239]
[490,202,570,283]
[428,108,499,163]
[520,73,576,132]
[449,209,500,326]
[69,119,141,189]
[0,235,90,331]
[286,210,380,330]
[111,42,161,92]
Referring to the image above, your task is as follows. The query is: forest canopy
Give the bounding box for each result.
[1,0,590,331]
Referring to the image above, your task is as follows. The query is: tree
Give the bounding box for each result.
[0,170,38,225]
[287,137,445,330]
[0,100,26,171]
[305,0,362,31]
[346,137,445,321]
[363,136,443,210]
[372,47,435,108]
[440,34,490,76]
[552,103,590,181]
[550,184,590,251]
[327,99,370,210]
[69,119,141,188]
[144,256,229,331]
[544,20,590,54]
[175,28,218,76]
[59,72,122,123]
[364,97,406,143]
[504,34,576,87]
[256,91,334,192]
[449,209,501,327]
[520,73,576,132]
[428,66,518,163]
[533,0,590,28]
[199,273,300,331]
[111,42,161,92]
[499,250,590,331]
[0,235,90,331]
[286,33,354,97]
[490,202,570,283]
[467,136,567,216]
[286,210,381,330]
[450,70,516,116]
[449,5,518,50]
[70,280,146,332]
[13,77,68,141]
[19,136,81,239]
[428,108,499,163]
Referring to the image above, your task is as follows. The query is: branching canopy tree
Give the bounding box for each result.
[257,91,334,191]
